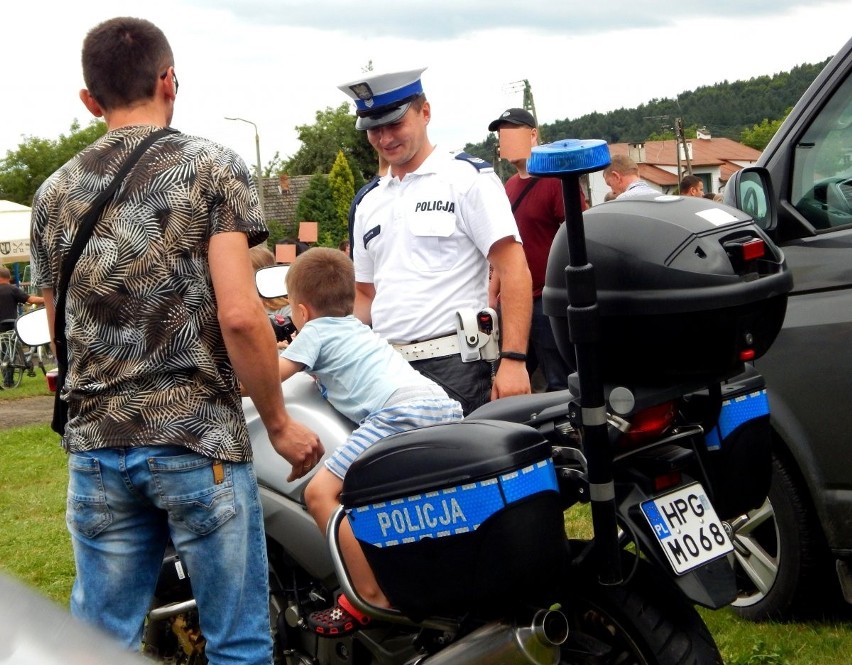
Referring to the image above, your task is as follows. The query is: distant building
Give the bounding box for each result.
[588,133,761,206]
[259,173,314,239]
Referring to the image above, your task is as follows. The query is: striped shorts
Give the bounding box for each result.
[325,384,463,479]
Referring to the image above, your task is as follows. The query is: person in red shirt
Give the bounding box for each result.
[488,108,588,390]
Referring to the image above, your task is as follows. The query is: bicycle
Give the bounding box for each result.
[0,318,55,389]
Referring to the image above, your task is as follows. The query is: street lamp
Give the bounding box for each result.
[225,116,265,218]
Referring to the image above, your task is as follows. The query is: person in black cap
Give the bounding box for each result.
[487,108,587,390]
[338,68,532,415]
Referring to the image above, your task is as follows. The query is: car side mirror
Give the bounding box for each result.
[723,166,777,231]
[15,307,52,347]
[255,265,290,299]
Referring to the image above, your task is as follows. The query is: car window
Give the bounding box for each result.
[791,72,852,230]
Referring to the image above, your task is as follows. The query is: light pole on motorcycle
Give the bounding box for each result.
[528,140,623,585]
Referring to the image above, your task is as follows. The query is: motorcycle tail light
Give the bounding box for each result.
[741,237,766,261]
[723,234,766,273]
[618,401,677,449]
[653,470,683,493]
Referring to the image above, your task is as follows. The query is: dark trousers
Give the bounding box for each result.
[410,355,493,416]
[527,297,572,392]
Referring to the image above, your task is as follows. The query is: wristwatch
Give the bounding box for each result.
[499,351,527,361]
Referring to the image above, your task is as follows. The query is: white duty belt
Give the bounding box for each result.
[393,334,459,362]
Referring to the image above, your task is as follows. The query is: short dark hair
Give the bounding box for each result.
[81,17,173,111]
[286,247,355,317]
[410,93,427,113]
[680,175,702,193]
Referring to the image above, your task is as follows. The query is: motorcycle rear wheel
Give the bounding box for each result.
[560,548,723,665]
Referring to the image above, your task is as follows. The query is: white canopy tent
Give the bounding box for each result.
[0,200,32,265]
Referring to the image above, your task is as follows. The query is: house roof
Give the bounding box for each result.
[608,137,761,187]
[638,163,679,187]
[260,174,314,234]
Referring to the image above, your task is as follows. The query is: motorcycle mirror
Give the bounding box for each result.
[255,264,290,299]
[15,307,52,347]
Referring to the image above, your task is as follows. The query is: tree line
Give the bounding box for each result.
[0,57,830,249]
[462,59,829,164]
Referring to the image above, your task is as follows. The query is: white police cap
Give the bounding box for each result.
[338,67,427,130]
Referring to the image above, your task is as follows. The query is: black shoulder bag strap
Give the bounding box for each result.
[51,128,171,434]
[510,176,539,213]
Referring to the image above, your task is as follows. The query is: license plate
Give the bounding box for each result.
[641,483,733,575]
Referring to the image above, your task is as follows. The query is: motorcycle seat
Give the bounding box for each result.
[467,390,574,425]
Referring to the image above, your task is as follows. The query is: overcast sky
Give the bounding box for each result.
[2,1,850,173]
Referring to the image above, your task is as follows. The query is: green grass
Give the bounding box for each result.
[0,423,73,603]
[0,364,54,400]
[563,503,851,664]
[702,609,852,665]
[1,421,849,662]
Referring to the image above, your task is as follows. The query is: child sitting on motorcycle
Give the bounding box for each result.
[277,247,463,636]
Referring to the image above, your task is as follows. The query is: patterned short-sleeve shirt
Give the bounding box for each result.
[30,125,268,461]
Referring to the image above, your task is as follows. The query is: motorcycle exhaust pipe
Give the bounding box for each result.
[148,599,197,622]
[411,609,568,665]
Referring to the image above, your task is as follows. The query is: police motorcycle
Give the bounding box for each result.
[16,141,792,665]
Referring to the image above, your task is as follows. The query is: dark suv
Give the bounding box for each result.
[724,37,852,620]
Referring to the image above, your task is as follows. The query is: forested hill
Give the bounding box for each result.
[464,58,830,158]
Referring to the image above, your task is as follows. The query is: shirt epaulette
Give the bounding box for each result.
[348,175,381,252]
[454,152,494,173]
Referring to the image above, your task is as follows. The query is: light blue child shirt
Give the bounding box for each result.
[281,315,434,422]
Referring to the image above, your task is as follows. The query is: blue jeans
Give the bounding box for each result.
[529,297,571,392]
[66,446,272,665]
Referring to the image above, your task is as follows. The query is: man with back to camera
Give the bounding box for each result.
[338,68,533,414]
[487,107,588,389]
[29,17,322,664]
[603,154,658,199]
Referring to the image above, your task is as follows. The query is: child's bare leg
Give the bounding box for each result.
[305,468,390,608]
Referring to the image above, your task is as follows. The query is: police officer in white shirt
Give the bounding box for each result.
[338,67,532,414]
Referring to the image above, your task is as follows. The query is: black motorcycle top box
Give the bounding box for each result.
[543,195,793,384]
[341,420,566,620]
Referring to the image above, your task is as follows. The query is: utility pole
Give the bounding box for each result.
[675,117,693,180]
[645,114,693,185]
[225,117,265,218]
[497,79,543,180]
[508,79,542,141]
[675,117,683,183]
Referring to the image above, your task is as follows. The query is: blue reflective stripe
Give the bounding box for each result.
[348,459,558,547]
[705,389,769,451]
[354,80,424,112]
